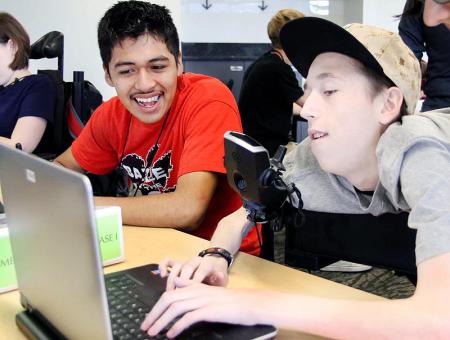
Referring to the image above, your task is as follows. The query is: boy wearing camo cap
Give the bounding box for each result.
[141,18,450,338]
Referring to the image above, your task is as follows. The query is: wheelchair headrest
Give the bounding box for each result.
[30,31,64,59]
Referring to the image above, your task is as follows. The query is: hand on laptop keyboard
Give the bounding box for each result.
[159,257,229,291]
[106,274,213,339]
[140,277,264,338]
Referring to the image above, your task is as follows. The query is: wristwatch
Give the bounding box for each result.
[198,247,234,268]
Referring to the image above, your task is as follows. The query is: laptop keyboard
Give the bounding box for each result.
[106,274,164,339]
[106,274,212,340]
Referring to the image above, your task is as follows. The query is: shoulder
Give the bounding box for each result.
[379,109,450,155]
[32,74,54,85]
[257,54,299,83]
[90,96,130,123]
[19,74,56,94]
[244,54,296,89]
[179,73,231,94]
[176,73,238,110]
[377,110,450,186]
[8,74,56,105]
[253,53,287,73]
[21,74,52,85]
[96,96,126,113]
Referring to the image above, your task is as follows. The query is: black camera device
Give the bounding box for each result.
[224,131,302,224]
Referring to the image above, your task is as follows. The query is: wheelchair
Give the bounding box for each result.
[30,31,102,159]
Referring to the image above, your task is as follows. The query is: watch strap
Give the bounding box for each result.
[198,247,234,268]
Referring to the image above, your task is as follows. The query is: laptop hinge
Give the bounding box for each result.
[16,309,67,340]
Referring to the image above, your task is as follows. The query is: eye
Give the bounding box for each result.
[118,69,134,75]
[323,89,337,96]
[152,64,167,71]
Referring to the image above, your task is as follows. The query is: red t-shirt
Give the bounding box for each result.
[72,73,260,254]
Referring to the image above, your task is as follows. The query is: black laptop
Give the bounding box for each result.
[0,144,277,340]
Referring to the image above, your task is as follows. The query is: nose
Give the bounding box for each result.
[299,91,320,121]
[134,69,156,92]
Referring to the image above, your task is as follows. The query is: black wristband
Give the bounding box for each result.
[198,247,234,268]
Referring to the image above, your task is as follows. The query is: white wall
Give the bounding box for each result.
[362,0,405,32]
[1,0,405,99]
[1,0,181,100]
[180,0,406,43]
[180,0,363,43]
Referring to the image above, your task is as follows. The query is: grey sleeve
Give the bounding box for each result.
[400,140,450,264]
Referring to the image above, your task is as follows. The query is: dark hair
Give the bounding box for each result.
[395,0,424,19]
[98,1,180,71]
[0,12,30,70]
[357,62,408,118]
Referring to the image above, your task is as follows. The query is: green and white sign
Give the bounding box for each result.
[0,228,17,293]
[0,206,123,294]
[96,206,124,266]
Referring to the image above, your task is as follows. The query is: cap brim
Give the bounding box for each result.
[280,17,383,78]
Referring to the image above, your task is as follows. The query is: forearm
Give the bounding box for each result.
[53,147,85,172]
[0,137,16,149]
[145,251,450,337]
[261,253,450,338]
[208,207,248,255]
[8,117,47,153]
[259,292,447,339]
[0,135,40,153]
[95,192,205,230]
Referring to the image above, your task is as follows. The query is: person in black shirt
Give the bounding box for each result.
[238,9,304,156]
[398,0,450,111]
[0,12,56,153]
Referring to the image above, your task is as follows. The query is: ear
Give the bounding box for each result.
[176,51,183,76]
[377,87,403,125]
[103,65,114,87]
[7,39,18,55]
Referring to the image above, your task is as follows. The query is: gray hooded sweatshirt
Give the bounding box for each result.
[283,108,450,264]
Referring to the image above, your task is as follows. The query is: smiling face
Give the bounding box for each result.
[300,53,389,187]
[105,34,182,124]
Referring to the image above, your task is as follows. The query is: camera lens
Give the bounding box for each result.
[237,179,247,191]
[233,173,247,192]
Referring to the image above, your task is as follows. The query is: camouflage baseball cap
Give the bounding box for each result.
[280,17,421,114]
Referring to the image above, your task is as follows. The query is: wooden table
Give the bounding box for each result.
[0,226,383,339]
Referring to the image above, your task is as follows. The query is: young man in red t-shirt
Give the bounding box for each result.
[54,1,260,255]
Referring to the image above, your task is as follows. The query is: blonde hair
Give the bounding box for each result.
[268,9,304,49]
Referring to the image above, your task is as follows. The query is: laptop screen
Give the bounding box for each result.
[0,145,277,340]
[0,145,113,339]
